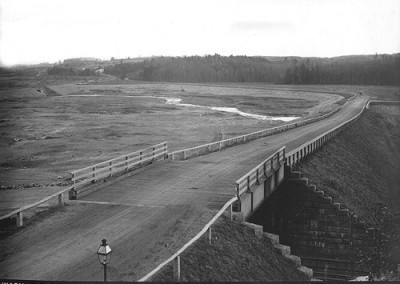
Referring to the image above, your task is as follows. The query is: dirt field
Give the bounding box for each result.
[0,82,350,188]
[0,95,369,281]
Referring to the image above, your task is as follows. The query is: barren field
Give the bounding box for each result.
[0,82,346,187]
[0,81,397,207]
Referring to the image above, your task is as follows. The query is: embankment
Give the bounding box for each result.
[249,103,400,279]
[151,216,310,281]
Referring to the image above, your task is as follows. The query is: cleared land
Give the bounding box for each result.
[0,94,368,281]
[0,80,397,281]
[0,82,349,189]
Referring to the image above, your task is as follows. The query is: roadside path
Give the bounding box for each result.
[0,96,368,281]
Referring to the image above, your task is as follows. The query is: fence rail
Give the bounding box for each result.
[366,99,400,109]
[0,186,72,227]
[71,142,168,190]
[286,100,369,166]
[168,104,343,161]
[235,147,285,198]
[0,142,168,227]
[138,196,238,282]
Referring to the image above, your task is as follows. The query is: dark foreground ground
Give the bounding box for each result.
[297,104,400,277]
[152,216,309,281]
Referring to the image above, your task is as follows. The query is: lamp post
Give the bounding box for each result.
[97,239,112,282]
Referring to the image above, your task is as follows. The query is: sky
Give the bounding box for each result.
[0,0,399,66]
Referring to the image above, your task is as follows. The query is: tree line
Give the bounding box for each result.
[47,65,98,76]
[50,53,399,85]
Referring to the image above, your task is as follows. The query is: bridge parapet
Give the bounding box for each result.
[233,147,286,221]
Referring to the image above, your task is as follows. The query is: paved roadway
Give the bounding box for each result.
[0,95,368,281]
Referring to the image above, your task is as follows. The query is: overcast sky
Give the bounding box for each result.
[1,0,399,66]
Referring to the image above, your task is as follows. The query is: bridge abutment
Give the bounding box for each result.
[248,166,374,281]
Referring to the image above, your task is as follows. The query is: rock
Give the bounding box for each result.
[57,176,63,179]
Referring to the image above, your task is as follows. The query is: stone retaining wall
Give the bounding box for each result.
[249,166,374,281]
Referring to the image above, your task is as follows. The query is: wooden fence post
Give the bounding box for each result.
[256,169,260,185]
[173,256,181,281]
[92,166,96,182]
[227,204,233,221]
[16,212,23,227]
[208,226,212,245]
[58,194,64,207]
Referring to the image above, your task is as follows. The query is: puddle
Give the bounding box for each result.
[68,95,299,121]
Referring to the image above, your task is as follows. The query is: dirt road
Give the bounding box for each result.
[0,96,368,281]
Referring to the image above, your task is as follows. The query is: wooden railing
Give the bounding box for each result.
[138,196,237,282]
[0,186,71,227]
[0,143,169,227]
[138,147,285,281]
[286,100,369,166]
[70,142,168,191]
[168,105,342,161]
[235,146,285,198]
[168,92,357,161]
[366,99,400,109]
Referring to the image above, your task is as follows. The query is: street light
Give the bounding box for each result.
[97,239,112,282]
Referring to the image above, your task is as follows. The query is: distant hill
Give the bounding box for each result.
[103,53,400,86]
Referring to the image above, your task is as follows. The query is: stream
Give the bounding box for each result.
[69,95,299,122]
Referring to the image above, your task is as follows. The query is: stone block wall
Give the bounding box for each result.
[249,166,374,281]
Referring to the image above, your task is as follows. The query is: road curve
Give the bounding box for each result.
[0,95,368,281]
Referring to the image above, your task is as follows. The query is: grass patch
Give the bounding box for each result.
[295,104,400,275]
[151,216,308,281]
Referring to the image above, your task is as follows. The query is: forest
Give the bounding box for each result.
[103,54,400,86]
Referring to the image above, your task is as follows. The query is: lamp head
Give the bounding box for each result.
[97,239,112,265]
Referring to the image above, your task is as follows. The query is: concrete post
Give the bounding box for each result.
[16,212,23,227]
[173,256,181,281]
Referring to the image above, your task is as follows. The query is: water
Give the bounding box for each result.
[163,97,298,122]
[69,95,299,122]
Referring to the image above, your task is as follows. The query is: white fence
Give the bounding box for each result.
[235,147,285,198]
[70,142,168,192]
[286,100,369,166]
[168,105,342,161]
